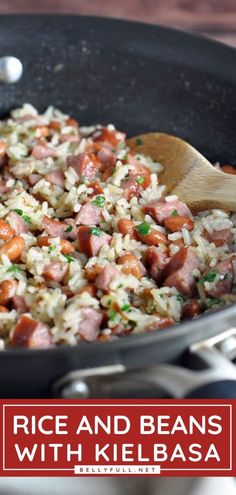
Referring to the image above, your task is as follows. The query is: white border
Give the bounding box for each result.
[2,403,232,473]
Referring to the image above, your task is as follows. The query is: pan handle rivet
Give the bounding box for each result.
[0,56,23,84]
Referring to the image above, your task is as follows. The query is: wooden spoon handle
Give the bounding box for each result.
[173,165,236,212]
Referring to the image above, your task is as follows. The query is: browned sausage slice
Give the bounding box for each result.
[43,262,68,283]
[78,226,111,257]
[163,247,199,296]
[75,202,103,225]
[206,258,234,297]
[205,229,232,247]
[117,254,146,279]
[67,152,100,181]
[95,263,119,290]
[145,246,169,282]
[11,315,52,349]
[77,308,103,342]
[143,199,192,224]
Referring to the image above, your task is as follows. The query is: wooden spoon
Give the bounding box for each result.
[127,132,236,213]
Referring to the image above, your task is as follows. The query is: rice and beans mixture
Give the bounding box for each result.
[0,104,235,349]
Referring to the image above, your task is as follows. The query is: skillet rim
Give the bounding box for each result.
[0,13,236,357]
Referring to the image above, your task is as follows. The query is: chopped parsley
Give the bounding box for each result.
[135,222,151,236]
[135,137,143,146]
[7,264,22,273]
[65,225,73,233]
[109,309,118,321]
[22,215,31,224]
[90,227,104,237]
[62,254,74,263]
[203,271,218,283]
[136,176,145,184]
[171,209,179,217]
[48,246,55,253]
[129,320,137,329]
[14,208,23,216]
[176,294,186,302]
[92,195,105,207]
[121,303,131,312]
[14,208,31,224]
[206,298,222,308]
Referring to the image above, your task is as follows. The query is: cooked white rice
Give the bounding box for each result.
[0,103,235,349]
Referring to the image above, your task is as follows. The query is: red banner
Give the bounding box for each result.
[0,399,235,476]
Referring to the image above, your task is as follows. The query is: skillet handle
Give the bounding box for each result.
[53,345,236,399]
[185,380,236,398]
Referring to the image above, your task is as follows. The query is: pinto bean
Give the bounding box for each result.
[85,264,103,282]
[164,216,194,232]
[38,237,74,254]
[117,219,136,238]
[136,228,168,246]
[78,284,97,297]
[94,128,125,148]
[0,305,8,312]
[0,236,25,261]
[88,180,104,196]
[0,140,7,158]
[182,299,201,319]
[66,117,79,128]
[221,165,236,175]
[143,314,174,331]
[35,126,50,138]
[0,219,15,241]
[49,121,61,130]
[0,279,17,305]
[117,253,146,279]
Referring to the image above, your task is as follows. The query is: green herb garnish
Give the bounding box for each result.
[62,254,74,263]
[206,298,222,308]
[193,275,199,282]
[203,271,218,283]
[136,176,145,184]
[48,246,55,253]
[171,209,179,217]
[121,303,131,312]
[223,273,228,280]
[92,195,105,208]
[65,225,73,233]
[14,208,23,216]
[176,294,186,302]
[90,227,104,237]
[135,222,151,236]
[135,138,143,146]
[14,209,31,224]
[7,264,22,273]
[129,320,137,329]
[109,309,118,321]
[22,215,31,224]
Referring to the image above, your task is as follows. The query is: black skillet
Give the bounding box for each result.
[0,14,236,398]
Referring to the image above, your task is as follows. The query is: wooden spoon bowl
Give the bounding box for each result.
[127,133,236,213]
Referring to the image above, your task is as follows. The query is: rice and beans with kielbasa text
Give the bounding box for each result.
[0,104,236,349]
